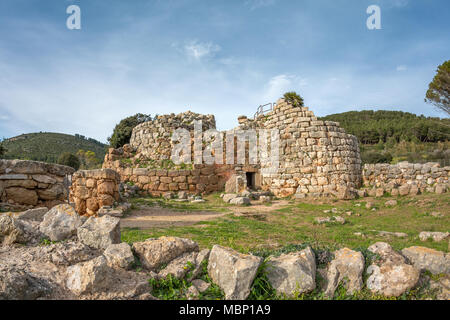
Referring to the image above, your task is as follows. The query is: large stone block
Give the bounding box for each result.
[5,187,38,205]
[77,216,121,250]
[208,245,262,300]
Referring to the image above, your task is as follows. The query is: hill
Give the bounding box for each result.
[319,110,450,144]
[319,110,450,165]
[1,132,107,168]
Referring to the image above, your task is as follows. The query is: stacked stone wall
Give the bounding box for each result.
[129,111,215,161]
[362,162,449,196]
[69,169,121,216]
[0,160,74,209]
[255,99,362,198]
[104,100,362,198]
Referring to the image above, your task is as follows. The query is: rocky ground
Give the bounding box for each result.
[1,193,449,300]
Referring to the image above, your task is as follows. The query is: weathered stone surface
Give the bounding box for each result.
[363,162,448,197]
[77,216,121,250]
[336,186,355,200]
[368,242,406,264]
[266,247,316,296]
[208,245,262,300]
[222,193,238,203]
[192,279,210,293]
[37,184,65,201]
[69,169,120,216]
[0,266,51,300]
[40,240,100,266]
[225,175,246,194]
[378,231,408,238]
[186,285,200,300]
[0,215,42,245]
[366,263,420,297]
[419,231,449,242]
[366,242,420,297]
[385,200,398,206]
[401,246,450,275]
[104,243,135,269]
[188,249,210,281]
[5,187,38,205]
[158,251,198,279]
[132,236,199,271]
[325,248,365,297]
[429,274,450,300]
[315,216,345,225]
[229,197,250,205]
[66,256,111,295]
[39,204,83,241]
[17,207,48,222]
[0,160,73,207]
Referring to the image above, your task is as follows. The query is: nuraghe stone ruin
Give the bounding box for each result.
[103,98,362,199]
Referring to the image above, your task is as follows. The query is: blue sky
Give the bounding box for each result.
[0,0,449,143]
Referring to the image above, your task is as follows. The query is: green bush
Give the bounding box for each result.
[57,152,80,170]
[0,142,6,157]
[283,92,304,108]
[108,113,151,148]
[361,151,393,164]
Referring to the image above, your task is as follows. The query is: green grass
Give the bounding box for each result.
[129,192,233,213]
[123,192,449,300]
[123,193,449,253]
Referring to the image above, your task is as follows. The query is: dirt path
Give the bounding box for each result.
[121,200,291,229]
[120,207,229,229]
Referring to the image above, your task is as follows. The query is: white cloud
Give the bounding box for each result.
[263,74,308,102]
[380,0,409,8]
[392,0,409,8]
[396,65,407,71]
[183,40,221,61]
[245,0,276,10]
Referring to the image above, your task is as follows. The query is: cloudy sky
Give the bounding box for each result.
[0,0,449,143]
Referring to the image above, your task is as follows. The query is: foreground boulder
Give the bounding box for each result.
[158,248,210,280]
[17,207,49,222]
[77,216,121,250]
[325,248,365,297]
[39,204,83,241]
[104,243,135,269]
[132,236,199,271]
[39,240,100,266]
[66,256,111,295]
[0,266,51,300]
[266,247,316,297]
[401,246,449,275]
[229,197,251,205]
[366,242,420,297]
[419,232,449,242]
[158,251,199,279]
[0,215,42,245]
[208,245,262,300]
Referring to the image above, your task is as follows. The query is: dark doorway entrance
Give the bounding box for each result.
[246,172,255,190]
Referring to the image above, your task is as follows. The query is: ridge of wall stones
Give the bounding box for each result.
[362,162,449,196]
[0,159,74,209]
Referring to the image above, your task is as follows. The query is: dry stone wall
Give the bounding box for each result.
[69,169,121,216]
[362,162,449,196]
[103,101,362,199]
[0,160,74,209]
[255,98,362,198]
[129,111,216,161]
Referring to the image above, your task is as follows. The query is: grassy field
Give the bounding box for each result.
[121,192,449,300]
[122,192,449,253]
